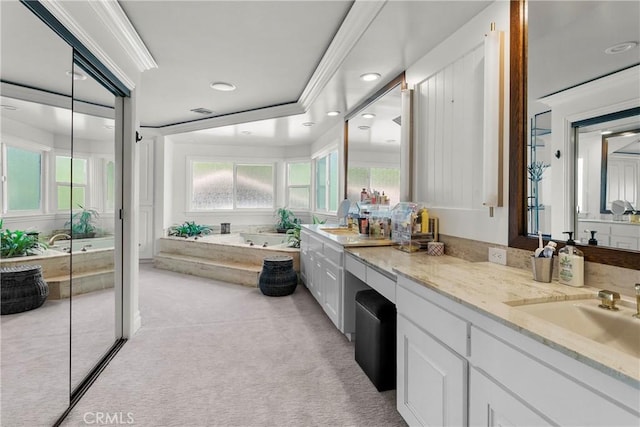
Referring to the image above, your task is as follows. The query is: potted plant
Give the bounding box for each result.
[286,216,325,248]
[275,208,300,233]
[0,220,47,258]
[66,205,100,239]
[168,221,212,238]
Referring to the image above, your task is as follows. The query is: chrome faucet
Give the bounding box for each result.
[48,233,71,245]
[634,284,640,319]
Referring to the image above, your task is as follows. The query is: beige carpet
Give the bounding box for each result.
[60,264,406,426]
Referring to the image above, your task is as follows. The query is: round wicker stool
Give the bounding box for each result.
[1,265,49,315]
[258,255,297,297]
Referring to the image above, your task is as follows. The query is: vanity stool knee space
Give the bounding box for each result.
[355,289,396,391]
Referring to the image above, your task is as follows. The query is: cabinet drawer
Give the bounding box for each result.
[397,285,468,356]
[367,267,395,304]
[470,326,639,426]
[323,241,343,266]
[345,254,366,282]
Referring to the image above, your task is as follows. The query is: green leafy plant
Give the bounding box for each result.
[168,221,212,238]
[65,205,100,238]
[275,208,300,232]
[286,216,325,248]
[0,220,47,258]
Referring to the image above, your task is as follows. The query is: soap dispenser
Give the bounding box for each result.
[588,230,598,246]
[558,231,584,287]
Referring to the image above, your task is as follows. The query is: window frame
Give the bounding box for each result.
[54,153,90,213]
[1,141,49,216]
[285,159,311,210]
[187,157,276,212]
[313,148,339,213]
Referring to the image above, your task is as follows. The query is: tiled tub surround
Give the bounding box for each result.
[0,248,115,299]
[154,234,300,287]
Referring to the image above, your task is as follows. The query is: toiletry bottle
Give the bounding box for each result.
[558,232,584,287]
[420,208,429,233]
[588,230,598,245]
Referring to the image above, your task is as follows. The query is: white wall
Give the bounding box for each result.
[407,0,510,245]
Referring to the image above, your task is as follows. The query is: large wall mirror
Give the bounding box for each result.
[1,1,123,424]
[345,73,407,208]
[510,0,640,269]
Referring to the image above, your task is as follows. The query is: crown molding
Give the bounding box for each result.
[88,0,157,72]
[298,0,387,110]
[154,102,305,136]
[39,0,136,90]
[539,65,640,107]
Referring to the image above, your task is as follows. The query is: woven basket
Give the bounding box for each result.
[259,256,297,297]
[1,265,49,315]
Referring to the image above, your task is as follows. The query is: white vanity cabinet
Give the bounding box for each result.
[396,274,639,427]
[300,228,344,330]
[396,277,468,426]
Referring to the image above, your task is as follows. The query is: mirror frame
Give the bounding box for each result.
[600,126,640,215]
[509,0,639,270]
[343,72,406,199]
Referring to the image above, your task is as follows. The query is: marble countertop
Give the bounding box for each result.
[302,224,396,247]
[344,245,639,385]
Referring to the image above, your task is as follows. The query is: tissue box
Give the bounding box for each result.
[427,242,445,256]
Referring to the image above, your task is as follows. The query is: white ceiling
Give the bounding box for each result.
[3,1,637,148]
[0,0,492,147]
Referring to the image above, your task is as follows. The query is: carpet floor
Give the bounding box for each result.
[60,264,406,427]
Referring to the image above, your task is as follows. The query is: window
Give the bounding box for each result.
[347,166,400,205]
[56,155,88,210]
[191,161,274,210]
[4,146,42,212]
[315,151,339,212]
[286,161,311,209]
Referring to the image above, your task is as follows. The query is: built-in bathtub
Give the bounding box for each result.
[201,232,289,247]
[154,232,300,287]
[49,236,115,253]
[0,239,115,299]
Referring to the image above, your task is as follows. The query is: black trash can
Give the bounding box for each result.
[355,289,396,391]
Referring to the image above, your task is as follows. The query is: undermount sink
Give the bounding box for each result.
[320,227,360,236]
[511,298,640,358]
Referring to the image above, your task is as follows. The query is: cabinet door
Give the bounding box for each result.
[397,315,467,427]
[469,368,551,427]
[312,253,324,303]
[323,258,342,330]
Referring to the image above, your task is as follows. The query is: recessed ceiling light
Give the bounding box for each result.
[241,130,252,135]
[302,122,315,127]
[210,82,236,91]
[601,130,613,135]
[66,70,87,81]
[327,111,340,117]
[604,41,638,55]
[358,125,370,130]
[1,104,18,111]
[360,73,381,82]
[361,112,376,119]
